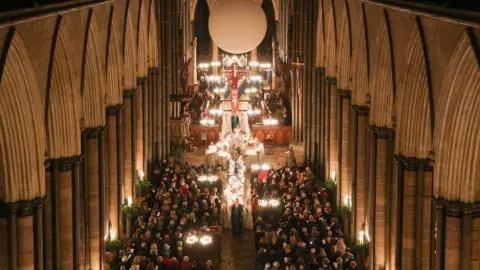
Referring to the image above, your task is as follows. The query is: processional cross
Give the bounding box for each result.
[292,57,304,97]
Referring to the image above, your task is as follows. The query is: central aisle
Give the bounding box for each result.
[219,229,256,270]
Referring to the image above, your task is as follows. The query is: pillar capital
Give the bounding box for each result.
[106,104,123,116]
[51,155,82,172]
[368,125,394,139]
[315,67,325,74]
[0,197,46,218]
[394,155,430,171]
[433,197,480,218]
[137,77,148,85]
[337,89,351,99]
[148,67,156,74]
[83,126,106,140]
[326,77,337,84]
[123,88,137,99]
[351,104,369,116]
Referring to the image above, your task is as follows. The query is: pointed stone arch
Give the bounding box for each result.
[315,0,325,67]
[324,0,337,77]
[394,22,432,158]
[106,9,124,105]
[369,20,394,128]
[148,0,158,68]
[82,12,107,128]
[124,9,137,89]
[336,0,352,90]
[46,19,82,158]
[434,31,480,202]
[351,4,369,106]
[137,0,149,78]
[0,28,46,202]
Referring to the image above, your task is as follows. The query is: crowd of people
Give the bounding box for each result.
[114,160,224,270]
[250,165,359,270]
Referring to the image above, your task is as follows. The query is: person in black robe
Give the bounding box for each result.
[231,113,240,130]
[231,198,243,236]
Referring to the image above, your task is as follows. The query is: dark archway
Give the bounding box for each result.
[194,0,211,62]
[257,0,276,62]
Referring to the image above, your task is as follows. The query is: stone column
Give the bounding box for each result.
[366,126,394,270]
[395,156,432,270]
[83,127,106,270]
[106,105,122,236]
[115,106,124,238]
[142,77,148,174]
[72,156,82,269]
[56,158,77,269]
[315,69,323,179]
[310,68,318,170]
[351,105,368,240]
[432,200,480,270]
[250,47,258,75]
[211,41,219,75]
[123,90,135,201]
[375,132,387,269]
[337,90,351,206]
[329,80,338,179]
[136,78,147,178]
[147,69,154,170]
[2,198,45,270]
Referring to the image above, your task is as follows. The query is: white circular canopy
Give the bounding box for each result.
[208,0,267,54]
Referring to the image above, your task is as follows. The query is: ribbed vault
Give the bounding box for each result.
[395,23,432,158]
[315,0,325,67]
[124,11,137,89]
[434,31,480,202]
[137,0,149,78]
[351,6,368,106]
[336,0,351,90]
[369,21,394,128]
[82,13,107,128]
[107,10,123,105]
[47,23,82,158]
[148,0,158,68]
[324,0,336,77]
[0,29,46,202]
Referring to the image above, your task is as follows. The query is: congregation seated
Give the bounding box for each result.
[115,160,222,269]
[251,165,358,270]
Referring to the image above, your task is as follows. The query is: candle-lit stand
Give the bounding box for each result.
[122,196,140,238]
[352,229,370,269]
[324,170,338,209]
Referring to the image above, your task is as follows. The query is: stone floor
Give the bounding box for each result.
[218,229,256,270]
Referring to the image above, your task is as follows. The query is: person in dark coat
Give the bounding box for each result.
[231,198,243,236]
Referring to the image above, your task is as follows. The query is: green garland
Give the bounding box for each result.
[122,204,141,220]
[337,204,352,217]
[106,239,123,252]
[324,179,337,190]
[136,178,151,197]
[351,241,369,256]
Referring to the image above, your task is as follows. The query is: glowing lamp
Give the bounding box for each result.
[269,199,279,207]
[127,196,133,207]
[200,235,212,245]
[261,164,270,170]
[259,200,268,207]
[186,235,198,245]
